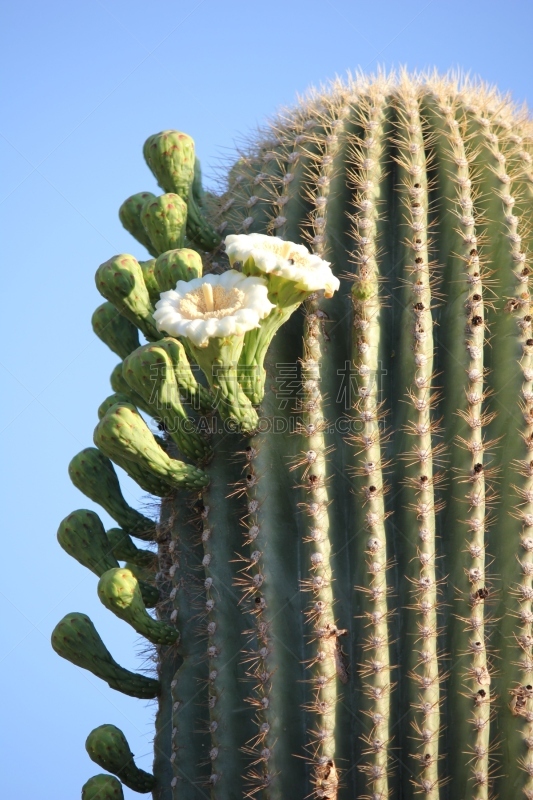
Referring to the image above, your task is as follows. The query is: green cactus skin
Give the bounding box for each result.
[145,337,215,414]
[153,495,208,799]
[86,724,156,793]
[154,248,202,292]
[187,336,259,433]
[94,402,209,490]
[143,130,221,251]
[97,567,178,645]
[119,192,159,256]
[98,393,133,420]
[109,363,156,418]
[53,74,533,800]
[123,563,160,608]
[237,292,303,404]
[122,342,211,462]
[105,528,160,606]
[107,527,158,570]
[141,193,187,255]
[57,509,118,576]
[139,258,160,304]
[92,302,141,360]
[68,447,155,540]
[184,192,221,251]
[94,411,177,499]
[95,254,160,341]
[51,613,159,698]
[192,157,205,206]
[82,774,124,800]
[143,131,196,199]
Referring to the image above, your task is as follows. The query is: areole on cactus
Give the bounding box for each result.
[52,71,533,800]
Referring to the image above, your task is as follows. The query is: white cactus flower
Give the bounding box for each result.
[154,270,274,348]
[224,233,340,298]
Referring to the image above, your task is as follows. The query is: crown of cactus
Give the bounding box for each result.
[52,71,533,800]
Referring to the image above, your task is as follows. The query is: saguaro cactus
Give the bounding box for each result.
[53,72,533,800]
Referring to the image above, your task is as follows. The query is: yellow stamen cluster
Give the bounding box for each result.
[178,285,245,320]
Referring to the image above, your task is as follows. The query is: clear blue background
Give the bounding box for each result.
[1,1,532,796]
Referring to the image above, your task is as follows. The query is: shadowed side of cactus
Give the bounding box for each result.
[52,72,533,800]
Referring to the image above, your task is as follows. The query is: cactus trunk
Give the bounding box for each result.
[53,72,533,800]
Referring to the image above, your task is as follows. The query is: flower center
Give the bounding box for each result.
[178,285,245,320]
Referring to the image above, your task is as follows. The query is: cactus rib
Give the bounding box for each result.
[347,88,392,799]
[297,103,344,799]
[392,90,442,797]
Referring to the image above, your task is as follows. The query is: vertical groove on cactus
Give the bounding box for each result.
[347,87,393,800]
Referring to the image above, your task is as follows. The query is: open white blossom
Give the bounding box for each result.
[153,270,274,348]
[225,233,340,298]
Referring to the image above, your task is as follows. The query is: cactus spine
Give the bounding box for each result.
[52,72,533,800]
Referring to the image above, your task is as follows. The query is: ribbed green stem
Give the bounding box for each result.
[393,91,441,797]
[464,104,526,798]
[346,88,392,800]
[423,89,493,800]
[155,493,207,798]
[297,103,347,799]
[198,427,250,799]
[231,123,310,799]
[504,125,533,799]
[152,495,183,800]
[190,338,258,433]
[238,434,279,799]
[471,106,533,798]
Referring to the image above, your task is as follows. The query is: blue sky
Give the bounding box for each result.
[1,1,532,797]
